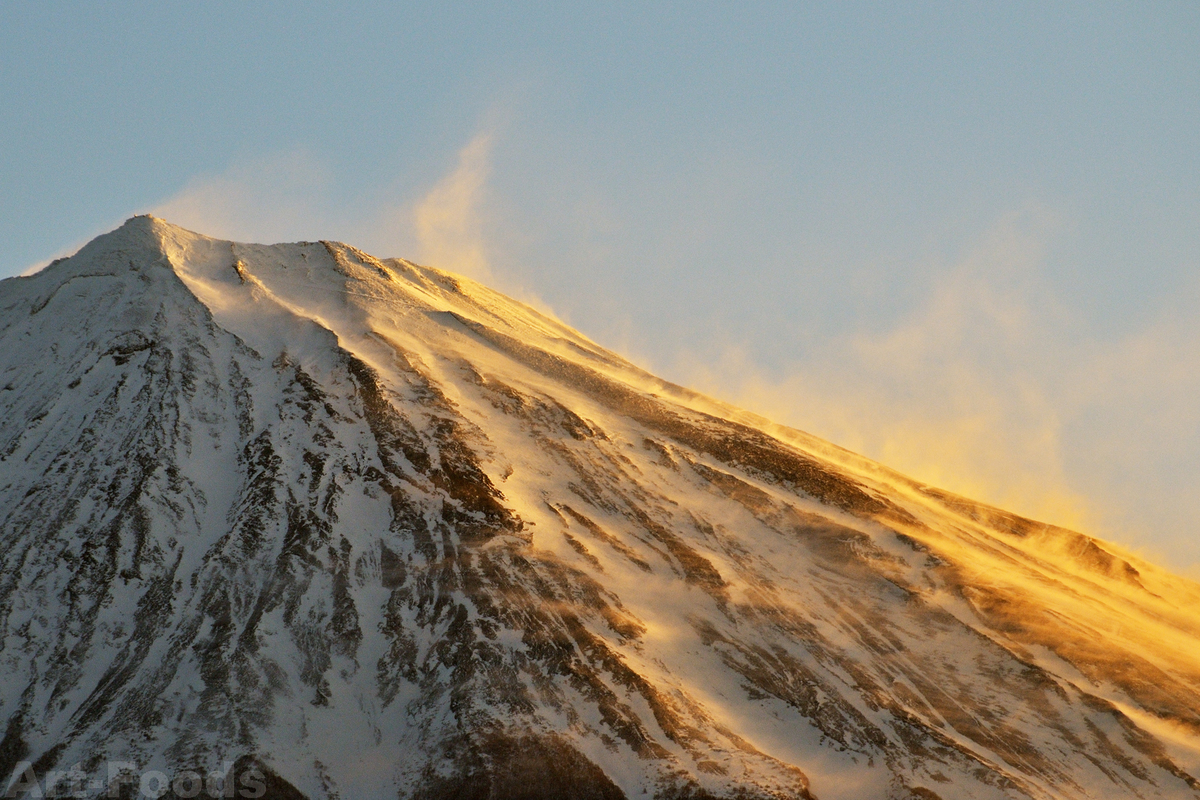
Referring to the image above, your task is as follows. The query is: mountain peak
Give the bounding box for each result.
[17,214,193,283]
[2,222,1199,800]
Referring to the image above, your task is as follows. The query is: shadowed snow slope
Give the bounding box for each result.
[1,216,1199,799]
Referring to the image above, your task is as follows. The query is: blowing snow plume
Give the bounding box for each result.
[412,131,495,283]
[1,216,1199,800]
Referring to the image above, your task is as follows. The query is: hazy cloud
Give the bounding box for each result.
[134,143,1200,574]
[673,209,1200,571]
[152,149,335,245]
[148,131,505,291]
[19,243,87,277]
[411,132,494,283]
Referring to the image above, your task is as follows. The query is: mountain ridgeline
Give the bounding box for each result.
[1,217,1199,799]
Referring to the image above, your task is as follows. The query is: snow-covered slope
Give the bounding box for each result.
[2,216,1199,799]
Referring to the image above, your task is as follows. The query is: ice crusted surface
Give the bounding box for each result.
[1,216,1199,799]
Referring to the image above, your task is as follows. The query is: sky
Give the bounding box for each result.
[2,2,1198,572]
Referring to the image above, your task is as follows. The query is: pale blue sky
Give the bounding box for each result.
[3,2,1199,568]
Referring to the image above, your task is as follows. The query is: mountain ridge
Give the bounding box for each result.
[1,216,1198,799]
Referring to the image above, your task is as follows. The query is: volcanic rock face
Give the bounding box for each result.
[1,217,1199,799]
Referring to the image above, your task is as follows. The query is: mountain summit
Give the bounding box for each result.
[2,217,1199,799]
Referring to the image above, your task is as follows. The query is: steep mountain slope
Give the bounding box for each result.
[1,216,1199,799]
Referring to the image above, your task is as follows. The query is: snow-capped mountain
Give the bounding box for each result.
[1,216,1199,799]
